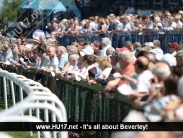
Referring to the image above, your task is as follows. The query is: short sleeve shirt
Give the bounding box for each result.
[117,61,135,87]
[58,54,68,69]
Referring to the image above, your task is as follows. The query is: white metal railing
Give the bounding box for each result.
[0,69,68,138]
[0,133,13,138]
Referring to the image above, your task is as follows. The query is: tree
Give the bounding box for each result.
[0,0,22,29]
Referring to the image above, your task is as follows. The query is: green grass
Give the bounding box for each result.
[5,132,36,138]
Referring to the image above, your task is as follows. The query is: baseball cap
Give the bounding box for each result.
[80,46,94,56]
[168,42,179,50]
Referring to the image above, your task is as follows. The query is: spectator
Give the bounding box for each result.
[39,35,46,43]
[32,21,45,39]
[11,43,19,62]
[22,38,32,49]
[80,55,99,80]
[121,17,131,32]
[127,5,135,14]
[150,40,164,61]
[106,47,115,57]
[88,16,96,31]
[133,42,141,50]
[72,20,80,33]
[47,32,57,44]
[124,41,135,54]
[164,16,176,30]
[80,46,94,57]
[168,42,180,56]
[104,51,135,97]
[100,37,112,56]
[162,12,172,28]
[0,44,12,62]
[144,42,155,51]
[93,40,101,56]
[56,46,68,70]
[145,52,156,64]
[47,20,58,34]
[37,43,50,69]
[161,53,177,67]
[145,62,172,107]
[98,56,112,80]
[153,16,163,30]
[77,38,85,52]
[175,14,183,29]
[110,51,120,72]
[118,56,153,100]
[174,49,183,76]
[66,54,79,79]
[108,14,117,31]
[46,46,59,72]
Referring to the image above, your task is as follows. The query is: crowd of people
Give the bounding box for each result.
[1,32,183,124]
[17,9,183,42]
[1,6,183,137]
[43,10,183,38]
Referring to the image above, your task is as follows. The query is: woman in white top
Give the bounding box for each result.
[98,56,112,80]
[153,17,163,31]
[88,56,112,85]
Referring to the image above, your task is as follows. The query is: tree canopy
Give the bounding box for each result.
[0,0,22,29]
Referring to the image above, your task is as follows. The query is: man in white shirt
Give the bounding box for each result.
[122,18,131,32]
[162,12,172,28]
[32,22,45,39]
[175,15,182,29]
[88,16,96,31]
[150,40,164,61]
[164,16,176,30]
[100,37,112,57]
[32,28,45,40]
[117,56,153,100]
[46,46,59,72]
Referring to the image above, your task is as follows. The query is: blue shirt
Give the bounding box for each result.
[58,54,68,69]
[146,21,153,29]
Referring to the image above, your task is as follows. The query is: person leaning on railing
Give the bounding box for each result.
[104,50,135,97]
[55,45,78,78]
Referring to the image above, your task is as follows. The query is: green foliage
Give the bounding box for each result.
[79,131,96,138]
[0,0,22,28]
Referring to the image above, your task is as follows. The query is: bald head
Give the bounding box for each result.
[118,51,134,63]
[152,62,171,80]
[133,42,141,49]
[57,46,67,53]
[56,46,67,57]
[145,52,156,63]
[135,56,149,73]
[138,56,149,65]
[153,40,160,48]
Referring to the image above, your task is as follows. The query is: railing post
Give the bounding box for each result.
[3,77,8,110]
[49,77,55,93]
